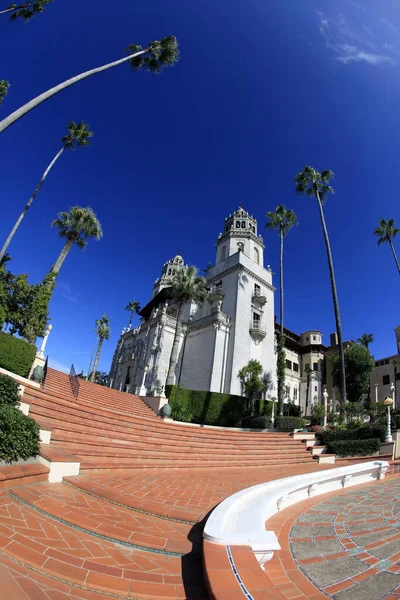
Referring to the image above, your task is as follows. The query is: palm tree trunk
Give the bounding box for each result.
[389,239,400,275]
[278,227,285,416]
[128,313,133,327]
[315,190,347,405]
[166,302,186,386]
[91,337,104,382]
[0,145,66,262]
[87,335,98,378]
[0,5,27,16]
[50,234,76,275]
[0,49,147,135]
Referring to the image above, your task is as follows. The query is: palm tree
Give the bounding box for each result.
[373,218,400,275]
[166,266,208,386]
[0,0,53,20]
[294,166,347,406]
[50,206,103,276]
[0,36,179,135]
[266,204,298,415]
[125,301,141,328]
[90,314,111,382]
[0,122,93,262]
[357,333,374,349]
[0,80,9,105]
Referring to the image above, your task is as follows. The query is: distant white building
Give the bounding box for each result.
[109,208,326,413]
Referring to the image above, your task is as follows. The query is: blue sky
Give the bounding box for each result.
[1,0,399,374]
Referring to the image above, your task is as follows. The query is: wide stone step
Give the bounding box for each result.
[1,492,202,598]
[11,485,199,556]
[26,398,293,445]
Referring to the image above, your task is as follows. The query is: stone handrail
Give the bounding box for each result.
[203,460,389,566]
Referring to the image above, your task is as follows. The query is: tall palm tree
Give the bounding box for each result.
[373,218,400,275]
[0,122,93,262]
[0,36,179,135]
[294,165,347,406]
[91,314,111,382]
[166,266,208,386]
[50,206,103,276]
[0,80,9,105]
[0,0,53,20]
[266,204,298,415]
[357,333,374,349]
[125,301,141,328]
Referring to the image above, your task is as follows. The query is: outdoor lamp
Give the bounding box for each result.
[383,395,393,443]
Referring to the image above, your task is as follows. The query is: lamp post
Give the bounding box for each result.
[390,382,396,411]
[323,390,328,427]
[383,395,393,443]
[270,398,275,428]
[374,384,379,404]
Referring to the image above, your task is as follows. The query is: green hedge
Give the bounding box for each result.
[327,438,380,458]
[241,416,270,429]
[0,332,36,378]
[166,385,273,427]
[275,416,307,431]
[320,425,386,445]
[0,374,21,406]
[0,404,40,463]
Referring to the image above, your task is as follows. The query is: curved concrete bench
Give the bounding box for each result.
[203,460,389,566]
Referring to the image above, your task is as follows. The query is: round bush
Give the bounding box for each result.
[0,373,21,406]
[0,405,40,463]
[240,416,270,429]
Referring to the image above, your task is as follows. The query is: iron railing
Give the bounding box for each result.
[42,355,49,386]
[69,363,80,399]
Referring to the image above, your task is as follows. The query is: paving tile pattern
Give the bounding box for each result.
[65,462,339,523]
[289,477,400,599]
[0,489,204,598]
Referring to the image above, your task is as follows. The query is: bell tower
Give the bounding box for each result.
[215,207,265,267]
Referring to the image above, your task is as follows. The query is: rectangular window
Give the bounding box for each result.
[383,374,390,386]
[385,359,390,365]
[293,388,298,400]
[314,386,318,392]
[397,373,400,381]
[285,385,290,398]
[375,362,379,367]
[285,359,292,369]
[254,284,260,295]
[313,362,318,371]
[304,364,309,372]
[313,335,317,341]
[293,363,299,372]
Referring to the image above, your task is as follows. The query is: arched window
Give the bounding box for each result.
[254,247,260,264]
[220,246,226,262]
[237,242,244,252]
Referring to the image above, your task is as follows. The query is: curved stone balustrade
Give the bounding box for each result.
[203,460,389,566]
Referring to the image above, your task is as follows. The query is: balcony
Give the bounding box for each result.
[208,284,224,303]
[249,320,266,344]
[252,289,267,306]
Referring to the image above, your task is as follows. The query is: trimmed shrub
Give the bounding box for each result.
[275,416,307,431]
[240,416,270,429]
[0,405,40,463]
[166,385,251,426]
[327,438,380,458]
[0,332,36,378]
[319,425,386,445]
[283,400,302,417]
[0,373,20,406]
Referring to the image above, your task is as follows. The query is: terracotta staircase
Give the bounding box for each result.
[20,368,317,472]
[0,368,330,599]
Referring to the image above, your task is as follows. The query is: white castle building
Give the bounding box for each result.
[109,208,324,411]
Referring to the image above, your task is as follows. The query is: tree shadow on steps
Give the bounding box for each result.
[181,514,212,599]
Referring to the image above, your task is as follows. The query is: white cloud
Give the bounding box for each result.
[58,281,82,305]
[317,12,395,66]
